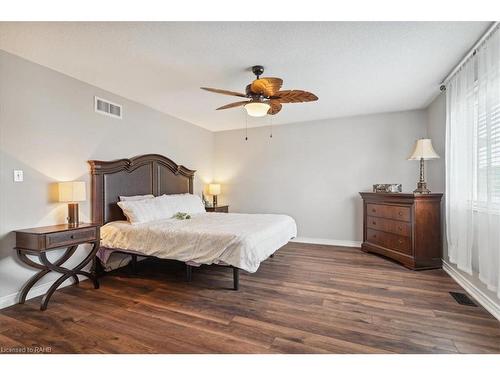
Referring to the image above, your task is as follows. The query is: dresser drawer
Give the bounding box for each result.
[46,228,97,249]
[366,228,412,255]
[366,203,411,222]
[367,216,411,237]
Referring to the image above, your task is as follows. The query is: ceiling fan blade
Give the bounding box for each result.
[250,77,283,97]
[201,87,247,98]
[268,100,282,115]
[274,90,318,103]
[216,101,249,110]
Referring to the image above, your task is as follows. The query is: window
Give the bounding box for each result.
[472,54,500,211]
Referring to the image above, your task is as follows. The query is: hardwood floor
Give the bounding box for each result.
[0,243,499,354]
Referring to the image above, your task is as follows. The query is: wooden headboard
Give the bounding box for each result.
[88,154,195,225]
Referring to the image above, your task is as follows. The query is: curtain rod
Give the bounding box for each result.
[440,21,499,90]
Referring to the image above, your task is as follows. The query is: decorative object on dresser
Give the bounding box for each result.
[205,205,229,213]
[58,181,86,226]
[359,192,443,270]
[208,183,221,207]
[408,138,440,194]
[14,223,100,310]
[373,184,402,193]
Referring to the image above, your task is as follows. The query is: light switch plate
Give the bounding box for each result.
[13,170,23,182]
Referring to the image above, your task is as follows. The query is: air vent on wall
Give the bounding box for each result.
[94,96,122,119]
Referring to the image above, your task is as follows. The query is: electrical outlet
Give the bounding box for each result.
[13,170,23,182]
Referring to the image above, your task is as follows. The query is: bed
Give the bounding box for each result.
[88,154,297,290]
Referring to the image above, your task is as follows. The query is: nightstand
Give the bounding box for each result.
[14,223,100,310]
[205,205,229,213]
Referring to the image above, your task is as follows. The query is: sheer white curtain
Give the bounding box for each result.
[446,26,500,298]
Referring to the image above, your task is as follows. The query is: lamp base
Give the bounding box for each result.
[413,182,431,194]
[213,195,218,207]
[67,203,79,227]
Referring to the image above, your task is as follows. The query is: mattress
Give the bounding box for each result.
[99,212,297,273]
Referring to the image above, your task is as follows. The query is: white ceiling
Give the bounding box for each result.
[0,22,490,131]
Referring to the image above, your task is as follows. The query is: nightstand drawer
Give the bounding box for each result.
[46,227,97,249]
[367,216,411,237]
[366,203,410,222]
[205,205,229,213]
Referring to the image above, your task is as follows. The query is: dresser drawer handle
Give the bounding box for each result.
[398,211,403,216]
[398,226,402,231]
[373,234,377,238]
[70,234,75,239]
[372,209,376,213]
[372,221,376,225]
[398,239,403,244]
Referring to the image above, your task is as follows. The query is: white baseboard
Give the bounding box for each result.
[292,237,362,248]
[443,260,500,321]
[0,276,83,310]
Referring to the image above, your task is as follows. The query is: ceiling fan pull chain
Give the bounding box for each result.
[245,111,248,141]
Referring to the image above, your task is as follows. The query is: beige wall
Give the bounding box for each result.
[214,110,427,242]
[0,50,214,306]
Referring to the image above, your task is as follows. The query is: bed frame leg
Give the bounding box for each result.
[131,254,138,274]
[186,264,192,282]
[233,267,239,291]
[92,256,104,278]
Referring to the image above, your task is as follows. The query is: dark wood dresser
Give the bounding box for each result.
[359,192,443,270]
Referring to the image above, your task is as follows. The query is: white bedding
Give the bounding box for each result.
[100,212,297,273]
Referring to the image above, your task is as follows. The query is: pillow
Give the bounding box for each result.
[119,194,154,201]
[117,195,174,224]
[160,193,206,215]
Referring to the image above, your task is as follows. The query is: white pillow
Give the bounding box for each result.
[117,195,174,224]
[119,194,155,201]
[160,193,206,214]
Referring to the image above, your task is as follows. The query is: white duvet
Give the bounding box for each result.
[100,212,297,273]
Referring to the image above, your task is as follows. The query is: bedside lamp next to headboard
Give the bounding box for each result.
[208,183,221,207]
[58,181,86,226]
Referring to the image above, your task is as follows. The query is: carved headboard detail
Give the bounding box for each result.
[88,154,195,225]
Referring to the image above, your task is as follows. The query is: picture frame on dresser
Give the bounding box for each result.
[359,192,443,270]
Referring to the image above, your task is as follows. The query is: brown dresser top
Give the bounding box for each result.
[360,192,443,199]
[15,223,99,235]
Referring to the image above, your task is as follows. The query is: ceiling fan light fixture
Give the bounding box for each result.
[244,101,270,117]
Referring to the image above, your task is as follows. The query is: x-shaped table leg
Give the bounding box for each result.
[17,241,100,310]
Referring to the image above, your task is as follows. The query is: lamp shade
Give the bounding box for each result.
[208,183,221,196]
[408,139,440,160]
[244,102,270,117]
[58,181,86,202]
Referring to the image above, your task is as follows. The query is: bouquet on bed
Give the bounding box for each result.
[173,212,191,220]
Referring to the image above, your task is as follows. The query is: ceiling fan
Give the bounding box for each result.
[201,65,318,117]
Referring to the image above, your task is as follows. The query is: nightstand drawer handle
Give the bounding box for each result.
[70,234,75,239]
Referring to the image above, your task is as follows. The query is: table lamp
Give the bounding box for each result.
[408,139,440,194]
[58,181,86,226]
[208,183,221,207]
